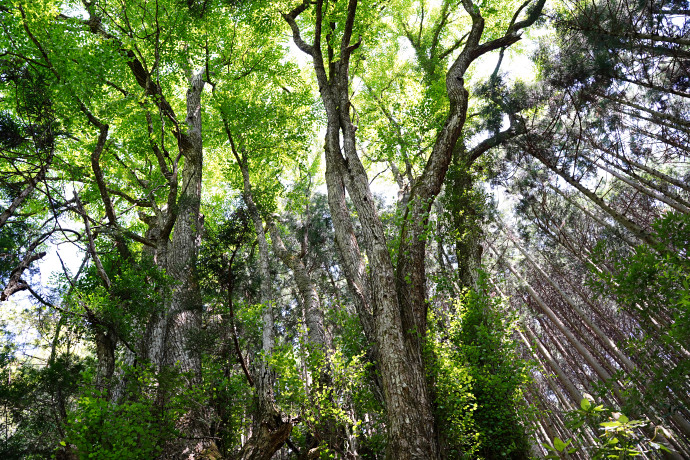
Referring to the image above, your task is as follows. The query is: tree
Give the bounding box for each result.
[283,0,545,457]
[1,0,689,458]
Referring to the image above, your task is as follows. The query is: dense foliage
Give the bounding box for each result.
[429,274,531,459]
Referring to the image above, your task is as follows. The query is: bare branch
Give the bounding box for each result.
[282,1,315,56]
[74,195,112,289]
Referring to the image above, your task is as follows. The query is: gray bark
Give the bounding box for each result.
[267,219,327,352]
[160,70,218,459]
[79,12,216,456]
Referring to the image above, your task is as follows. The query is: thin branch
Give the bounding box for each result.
[74,194,111,289]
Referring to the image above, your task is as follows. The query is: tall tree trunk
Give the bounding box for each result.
[266,218,350,454]
[588,155,690,214]
[225,128,292,460]
[505,232,637,372]
[159,70,219,459]
[266,219,327,353]
[81,8,218,454]
[490,243,621,392]
[530,149,656,246]
[522,323,583,404]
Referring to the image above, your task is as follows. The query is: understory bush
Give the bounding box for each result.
[428,273,532,459]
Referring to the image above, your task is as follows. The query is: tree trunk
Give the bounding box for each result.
[522,324,583,403]
[531,152,656,246]
[225,130,292,460]
[589,156,690,214]
[448,149,483,290]
[267,218,349,454]
[506,233,637,373]
[158,70,219,459]
[490,244,620,391]
[601,147,690,193]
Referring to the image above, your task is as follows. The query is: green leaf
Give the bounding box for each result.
[601,421,621,428]
[553,437,567,452]
[542,443,556,452]
[650,442,672,453]
[580,398,592,411]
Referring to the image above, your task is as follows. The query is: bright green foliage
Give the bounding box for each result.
[428,273,531,459]
[551,398,672,459]
[65,366,182,460]
[4,0,683,457]
[212,64,316,216]
[269,339,379,457]
[543,436,575,458]
[269,343,307,409]
[326,301,386,457]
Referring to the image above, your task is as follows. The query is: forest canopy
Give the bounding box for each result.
[0,0,689,459]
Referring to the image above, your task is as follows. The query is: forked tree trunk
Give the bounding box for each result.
[283,1,545,457]
[84,6,218,451]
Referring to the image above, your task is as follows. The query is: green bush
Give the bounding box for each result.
[428,273,531,459]
[65,366,180,460]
